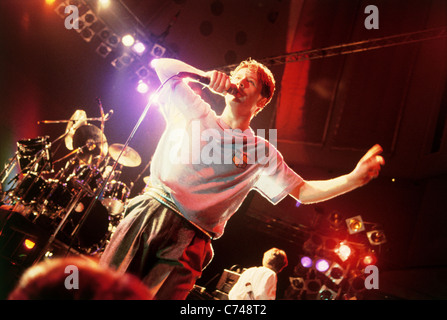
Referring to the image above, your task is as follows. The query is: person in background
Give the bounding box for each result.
[228,248,288,300]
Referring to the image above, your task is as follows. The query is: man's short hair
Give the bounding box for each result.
[231,58,276,107]
[262,248,288,273]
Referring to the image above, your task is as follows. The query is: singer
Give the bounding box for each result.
[99,57,385,300]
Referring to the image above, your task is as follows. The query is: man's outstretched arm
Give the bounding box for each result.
[290,144,385,204]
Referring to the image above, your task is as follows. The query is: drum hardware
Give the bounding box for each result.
[32,186,88,264]
[101,180,130,216]
[130,158,152,195]
[0,152,19,186]
[16,136,53,174]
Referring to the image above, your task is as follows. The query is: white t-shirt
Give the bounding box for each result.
[149,79,303,238]
[228,266,277,300]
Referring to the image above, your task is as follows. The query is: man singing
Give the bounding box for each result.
[99,57,384,299]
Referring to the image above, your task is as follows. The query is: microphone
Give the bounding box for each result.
[176,72,239,96]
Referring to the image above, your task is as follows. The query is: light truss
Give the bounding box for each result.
[215,26,447,73]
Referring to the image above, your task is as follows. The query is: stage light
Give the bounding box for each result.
[81,10,97,27]
[98,0,111,8]
[111,53,134,69]
[136,66,151,79]
[96,42,112,58]
[289,277,304,290]
[45,0,56,5]
[151,44,166,58]
[346,215,365,234]
[318,285,337,300]
[325,262,345,284]
[300,256,313,268]
[23,239,36,250]
[335,242,352,262]
[367,230,387,245]
[361,253,377,267]
[315,258,330,272]
[328,211,343,230]
[79,27,95,42]
[122,34,135,47]
[304,279,321,293]
[136,80,149,94]
[98,28,120,48]
[132,41,147,55]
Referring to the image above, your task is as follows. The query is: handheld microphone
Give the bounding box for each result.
[176,72,239,96]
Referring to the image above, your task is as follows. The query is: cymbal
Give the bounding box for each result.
[72,124,108,164]
[65,110,87,150]
[108,143,141,167]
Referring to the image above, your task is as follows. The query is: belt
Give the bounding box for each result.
[145,186,214,240]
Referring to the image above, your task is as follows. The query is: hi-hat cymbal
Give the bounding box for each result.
[72,124,108,164]
[108,143,141,167]
[65,110,88,150]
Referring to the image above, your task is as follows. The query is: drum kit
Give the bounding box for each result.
[0,109,144,256]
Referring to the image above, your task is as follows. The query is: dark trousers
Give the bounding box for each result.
[99,194,213,300]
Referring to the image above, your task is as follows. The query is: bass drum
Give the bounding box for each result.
[62,196,110,250]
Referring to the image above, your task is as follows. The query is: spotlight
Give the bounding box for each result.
[289,277,305,290]
[325,262,345,284]
[98,0,111,8]
[79,27,95,42]
[136,66,151,79]
[132,41,147,55]
[315,258,330,272]
[300,256,313,268]
[98,28,120,47]
[74,19,86,33]
[81,10,97,27]
[367,230,387,245]
[136,80,149,94]
[346,215,365,234]
[122,34,135,47]
[335,242,352,262]
[304,279,321,294]
[111,53,134,70]
[328,211,343,230]
[360,252,377,267]
[96,42,112,58]
[23,239,36,250]
[318,285,337,300]
[151,44,166,58]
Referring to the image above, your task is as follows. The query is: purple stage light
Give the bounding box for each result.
[300,256,313,268]
[315,259,330,272]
